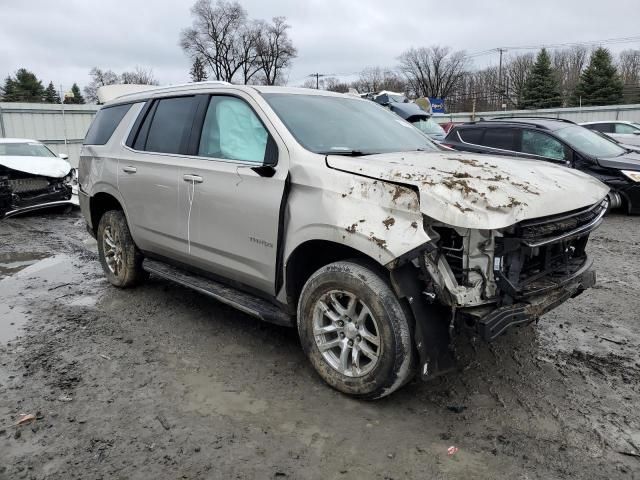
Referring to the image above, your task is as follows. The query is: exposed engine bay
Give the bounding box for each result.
[0,167,73,218]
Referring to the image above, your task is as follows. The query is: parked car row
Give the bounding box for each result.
[442,117,640,214]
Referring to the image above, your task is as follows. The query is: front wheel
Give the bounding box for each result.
[297,260,415,399]
[97,210,147,288]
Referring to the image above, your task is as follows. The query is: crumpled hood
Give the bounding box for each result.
[0,155,71,178]
[327,151,609,230]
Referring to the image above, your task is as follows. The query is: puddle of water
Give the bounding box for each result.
[0,303,29,343]
[0,254,80,344]
[0,252,51,279]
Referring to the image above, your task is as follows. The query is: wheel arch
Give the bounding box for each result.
[283,239,386,309]
[89,191,126,236]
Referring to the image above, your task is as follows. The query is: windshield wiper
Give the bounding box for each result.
[319,150,376,157]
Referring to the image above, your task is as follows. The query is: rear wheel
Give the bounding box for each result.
[97,210,147,288]
[297,260,415,399]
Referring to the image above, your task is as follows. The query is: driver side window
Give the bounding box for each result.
[198,96,268,163]
[521,130,567,161]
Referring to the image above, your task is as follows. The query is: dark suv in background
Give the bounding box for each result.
[443,117,640,214]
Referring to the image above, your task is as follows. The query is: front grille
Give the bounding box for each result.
[512,200,607,246]
[493,202,606,299]
[8,177,51,194]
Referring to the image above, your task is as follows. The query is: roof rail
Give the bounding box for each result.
[489,115,576,124]
[97,80,232,103]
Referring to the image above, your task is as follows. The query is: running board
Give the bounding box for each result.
[143,258,293,327]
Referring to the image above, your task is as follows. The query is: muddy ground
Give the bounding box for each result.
[0,209,639,480]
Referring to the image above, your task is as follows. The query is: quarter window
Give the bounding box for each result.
[521,130,567,161]
[84,104,132,145]
[141,96,196,154]
[198,96,268,163]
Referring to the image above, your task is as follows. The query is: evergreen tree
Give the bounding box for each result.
[190,57,208,82]
[44,82,61,103]
[1,68,45,102]
[1,76,15,101]
[64,83,86,104]
[572,48,624,106]
[519,49,562,109]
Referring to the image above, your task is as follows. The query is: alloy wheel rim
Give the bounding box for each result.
[312,290,381,377]
[103,226,123,276]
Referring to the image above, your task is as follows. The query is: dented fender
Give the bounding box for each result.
[282,163,431,268]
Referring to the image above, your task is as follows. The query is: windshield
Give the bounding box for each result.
[262,93,438,155]
[0,142,56,157]
[411,118,446,136]
[555,125,626,158]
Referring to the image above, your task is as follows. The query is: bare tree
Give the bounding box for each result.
[354,67,406,93]
[180,0,248,82]
[552,46,587,104]
[83,67,120,103]
[398,46,468,99]
[121,66,159,85]
[237,21,263,84]
[506,53,535,107]
[323,77,350,93]
[255,17,297,85]
[190,57,208,82]
[619,49,640,85]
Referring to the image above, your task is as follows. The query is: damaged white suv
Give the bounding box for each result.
[79,83,609,399]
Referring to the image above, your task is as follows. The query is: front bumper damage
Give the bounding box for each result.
[0,172,73,219]
[390,199,607,381]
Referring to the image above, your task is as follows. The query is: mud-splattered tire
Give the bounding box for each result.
[97,210,147,288]
[297,260,415,400]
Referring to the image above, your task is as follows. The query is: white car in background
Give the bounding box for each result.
[581,120,640,147]
[0,138,76,218]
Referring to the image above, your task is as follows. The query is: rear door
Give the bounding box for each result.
[118,95,198,260]
[177,91,289,295]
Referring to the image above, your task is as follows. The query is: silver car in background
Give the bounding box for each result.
[581,120,640,147]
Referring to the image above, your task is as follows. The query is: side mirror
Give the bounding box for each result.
[58,153,69,160]
[633,131,640,135]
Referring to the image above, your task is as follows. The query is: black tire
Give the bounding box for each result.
[96,210,147,288]
[297,260,415,400]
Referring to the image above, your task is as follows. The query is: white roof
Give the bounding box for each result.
[581,120,637,125]
[0,138,41,144]
[104,82,357,106]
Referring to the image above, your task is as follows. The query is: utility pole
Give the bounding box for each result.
[497,48,507,108]
[309,73,326,89]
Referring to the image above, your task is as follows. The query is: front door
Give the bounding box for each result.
[178,93,288,295]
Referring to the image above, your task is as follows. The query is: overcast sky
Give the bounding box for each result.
[2,0,639,94]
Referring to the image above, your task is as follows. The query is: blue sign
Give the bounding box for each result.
[429,97,445,114]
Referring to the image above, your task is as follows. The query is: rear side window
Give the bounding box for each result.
[483,128,517,150]
[84,104,132,145]
[136,96,196,154]
[586,123,613,133]
[457,128,484,144]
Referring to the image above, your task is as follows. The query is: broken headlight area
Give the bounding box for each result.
[0,167,72,218]
[421,199,607,340]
